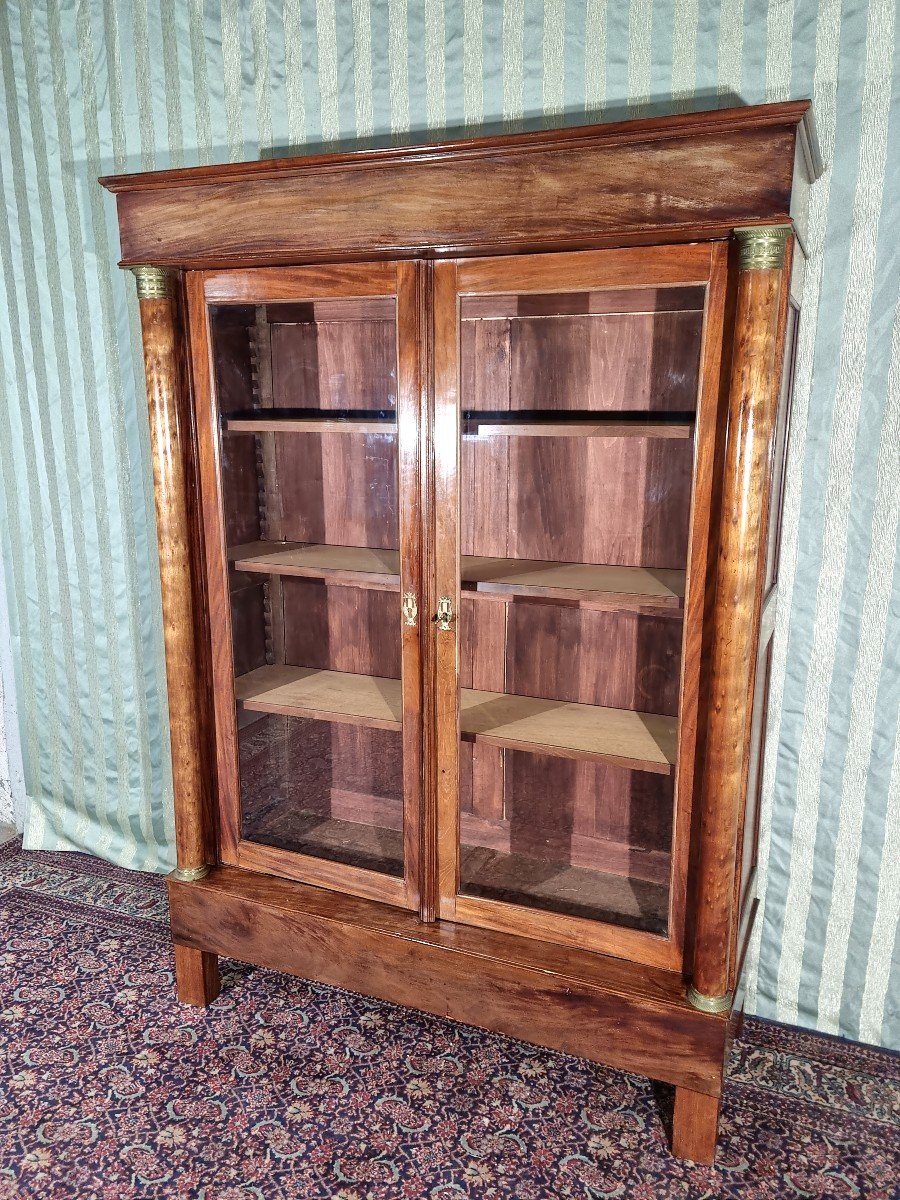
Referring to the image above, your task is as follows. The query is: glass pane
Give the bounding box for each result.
[210,297,404,879]
[457,285,706,934]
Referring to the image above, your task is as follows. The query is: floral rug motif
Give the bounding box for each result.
[0,838,897,1199]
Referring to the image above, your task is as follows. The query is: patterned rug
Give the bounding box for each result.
[0,838,897,1199]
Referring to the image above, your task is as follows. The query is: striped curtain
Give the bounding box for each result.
[0,0,896,1049]
[0,549,21,830]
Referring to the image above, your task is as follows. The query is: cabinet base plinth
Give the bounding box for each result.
[169,864,731,1137]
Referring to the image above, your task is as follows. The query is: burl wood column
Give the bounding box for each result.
[130,265,220,1006]
[689,225,792,1012]
[673,225,790,1165]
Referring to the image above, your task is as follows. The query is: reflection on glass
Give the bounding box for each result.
[210,298,404,879]
[457,287,705,934]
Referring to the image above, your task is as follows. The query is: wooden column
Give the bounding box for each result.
[688,225,792,1011]
[131,265,212,883]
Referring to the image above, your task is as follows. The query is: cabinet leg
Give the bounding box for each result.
[173,943,221,1007]
[671,1087,720,1165]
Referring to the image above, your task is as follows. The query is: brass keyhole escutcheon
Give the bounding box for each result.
[435,597,454,631]
[402,592,418,627]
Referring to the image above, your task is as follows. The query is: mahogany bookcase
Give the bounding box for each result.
[101,100,820,1164]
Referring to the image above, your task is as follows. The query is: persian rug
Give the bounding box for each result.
[0,838,897,1199]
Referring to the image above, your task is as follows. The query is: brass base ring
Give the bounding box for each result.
[169,864,211,883]
[686,985,732,1013]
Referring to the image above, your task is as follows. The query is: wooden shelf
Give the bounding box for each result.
[464,416,693,439]
[235,665,676,773]
[224,414,396,434]
[229,541,685,610]
[461,557,684,610]
[225,414,689,438]
[461,689,676,773]
[230,542,401,589]
[235,665,403,731]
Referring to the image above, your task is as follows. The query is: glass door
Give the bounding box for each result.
[189,263,423,910]
[433,245,727,967]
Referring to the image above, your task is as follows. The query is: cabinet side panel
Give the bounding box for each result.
[764,303,800,592]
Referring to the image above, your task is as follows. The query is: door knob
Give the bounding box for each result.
[434,597,454,631]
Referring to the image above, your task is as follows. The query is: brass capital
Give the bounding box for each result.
[169,864,210,882]
[733,225,791,271]
[130,264,176,300]
[686,984,732,1013]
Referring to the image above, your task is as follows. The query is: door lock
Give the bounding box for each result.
[434,597,454,631]
[402,592,418,627]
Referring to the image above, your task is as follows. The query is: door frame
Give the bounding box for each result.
[431,242,729,970]
[185,262,425,910]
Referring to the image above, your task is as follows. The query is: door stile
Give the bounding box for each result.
[185,269,241,865]
[432,261,462,917]
[396,259,426,913]
[666,240,730,962]
[417,260,441,923]
[187,262,424,910]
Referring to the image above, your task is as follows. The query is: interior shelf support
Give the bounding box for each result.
[688,224,793,1014]
[130,264,216,892]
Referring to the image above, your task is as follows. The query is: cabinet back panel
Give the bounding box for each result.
[506,603,682,716]
[221,432,262,546]
[459,744,674,853]
[275,432,398,549]
[230,584,268,678]
[280,578,402,679]
[209,307,255,412]
[459,599,681,714]
[460,298,703,415]
[508,313,701,414]
[461,435,693,569]
[270,316,397,412]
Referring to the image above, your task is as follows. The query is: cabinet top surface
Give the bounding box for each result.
[101,100,820,194]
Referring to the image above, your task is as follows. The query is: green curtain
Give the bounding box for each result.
[0,0,896,1049]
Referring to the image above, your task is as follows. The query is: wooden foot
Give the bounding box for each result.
[672,1086,720,1164]
[173,943,221,1007]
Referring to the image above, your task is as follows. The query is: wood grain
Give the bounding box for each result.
[665,240,731,966]
[136,289,211,873]
[235,837,410,909]
[123,104,813,1169]
[201,263,398,302]
[672,1087,720,1164]
[172,942,221,1007]
[103,107,815,267]
[690,247,790,1004]
[396,258,426,915]
[229,541,401,584]
[169,864,729,1094]
[432,261,462,913]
